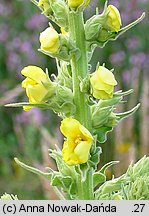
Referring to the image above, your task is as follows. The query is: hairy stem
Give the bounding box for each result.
[69,10,94,200]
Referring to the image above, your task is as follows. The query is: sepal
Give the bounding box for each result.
[49,149,78,198]
[91,89,139,143]
[50,0,69,28]
[115,104,140,122]
[39,34,80,62]
[89,146,102,169]
[92,106,114,128]
[55,62,72,89]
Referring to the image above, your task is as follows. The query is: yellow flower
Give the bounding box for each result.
[68,0,90,8]
[60,118,93,166]
[116,143,131,154]
[90,66,117,100]
[21,66,53,111]
[39,27,60,53]
[106,5,122,32]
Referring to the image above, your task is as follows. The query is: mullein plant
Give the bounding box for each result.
[2,0,148,200]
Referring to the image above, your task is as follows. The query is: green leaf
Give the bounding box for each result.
[93,173,106,187]
[100,161,119,174]
[97,96,122,109]
[95,126,113,143]
[49,149,77,178]
[5,102,50,109]
[95,175,126,196]
[14,158,51,179]
[116,104,140,122]
[115,13,145,40]
[93,161,119,188]
[114,89,134,97]
[51,175,63,187]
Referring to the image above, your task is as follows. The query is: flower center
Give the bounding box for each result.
[75,136,84,144]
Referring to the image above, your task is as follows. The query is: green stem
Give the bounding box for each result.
[78,167,94,200]
[69,11,91,130]
[69,10,94,200]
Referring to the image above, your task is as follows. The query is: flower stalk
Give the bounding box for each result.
[69,11,91,130]
[68,10,93,199]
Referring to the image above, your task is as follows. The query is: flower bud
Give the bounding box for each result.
[90,66,117,100]
[21,66,56,111]
[38,0,52,16]
[39,27,60,53]
[68,0,90,8]
[105,5,122,32]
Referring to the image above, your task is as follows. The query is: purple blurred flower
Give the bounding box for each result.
[0,25,9,42]
[7,52,21,70]
[109,0,120,8]
[143,54,149,70]
[25,14,47,30]
[126,37,139,50]
[110,51,125,65]
[130,53,146,66]
[121,11,130,24]
[20,41,32,53]
[132,9,142,20]
[132,67,140,78]
[0,3,13,16]
[16,108,45,127]
[122,70,130,84]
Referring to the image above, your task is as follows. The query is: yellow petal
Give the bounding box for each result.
[98,66,117,86]
[107,5,122,32]
[79,125,93,142]
[22,78,37,88]
[23,106,32,112]
[60,118,81,139]
[74,141,91,163]
[92,88,113,100]
[26,83,48,103]
[21,66,47,84]
[91,74,114,93]
[62,141,80,165]
[39,27,60,53]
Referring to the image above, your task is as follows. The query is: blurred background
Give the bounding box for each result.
[0,0,148,199]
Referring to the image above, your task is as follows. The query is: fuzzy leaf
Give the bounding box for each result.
[5,102,50,109]
[93,161,119,188]
[95,126,113,143]
[93,173,106,187]
[100,161,119,174]
[116,104,140,122]
[14,158,51,179]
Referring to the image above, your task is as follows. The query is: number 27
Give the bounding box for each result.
[134,204,145,212]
